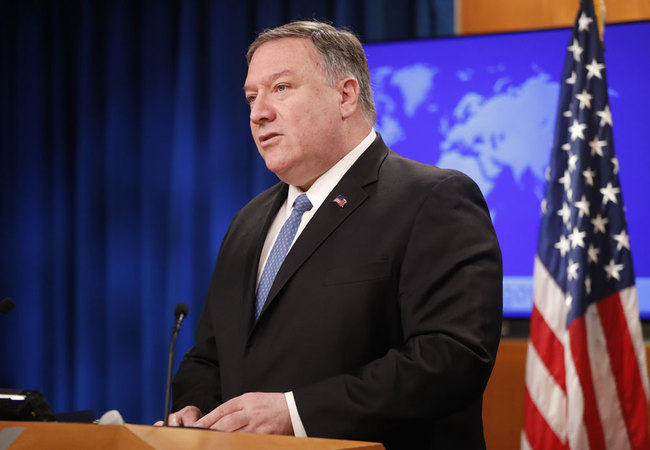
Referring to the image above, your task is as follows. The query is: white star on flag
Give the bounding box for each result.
[603,259,624,280]
[575,195,590,217]
[576,89,593,109]
[557,202,572,226]
[555,235,571,257]
[568,38,584,61]
[587,244,599,264]
[591,213,608,234]
[582,167,596,186]
[568,226,586,248]
[589,137,606,156]
[585,58,605,79]
[569,119,587,140]
[596,104,613,126]
[567,259,580,280]
[600,182,620,205]
[613,229,630,251]
[566,71,577,85]
[578,12,593,31]
[568,153,579,172]
[558,170,572,191]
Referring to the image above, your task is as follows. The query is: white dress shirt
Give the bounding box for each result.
[255,129,377,436]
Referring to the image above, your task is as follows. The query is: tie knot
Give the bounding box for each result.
[293,193,312,214]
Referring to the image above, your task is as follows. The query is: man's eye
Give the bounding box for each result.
[276,84,288,92]
[246,95,256,104]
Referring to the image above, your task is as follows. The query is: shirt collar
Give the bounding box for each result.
[286,129,376,214]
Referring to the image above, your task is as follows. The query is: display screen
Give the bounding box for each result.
[364,21,650,318]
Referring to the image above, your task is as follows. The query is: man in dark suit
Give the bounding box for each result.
[165,20,503,449]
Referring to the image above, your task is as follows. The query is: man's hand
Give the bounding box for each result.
[153,405,202,427]
[194,392,293,435]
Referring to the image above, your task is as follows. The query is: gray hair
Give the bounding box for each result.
[247,21,376,125]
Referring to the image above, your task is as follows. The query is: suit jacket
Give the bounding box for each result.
[172,134,503,449]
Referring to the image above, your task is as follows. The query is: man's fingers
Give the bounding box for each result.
[195,397,241,428]
[212,410,249,432]
[160,405,202,427]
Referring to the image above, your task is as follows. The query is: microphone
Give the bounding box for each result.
[163,302,189,426]
[0,298,14,315]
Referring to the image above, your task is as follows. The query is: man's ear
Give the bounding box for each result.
[339,77,360,119]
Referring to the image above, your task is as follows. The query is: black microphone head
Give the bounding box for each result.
[174,302,189,319]
[0,297,15,315]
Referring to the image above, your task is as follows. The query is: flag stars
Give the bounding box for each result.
[565,293,573,308]
[611,157,619,175]
[582,167,596,186]
[596,105,613,127]
[557,202,572,226]
[600,182,620,205]
[587,244,599,264]
[604,259,624,281]
[591,214,608,234]
[578,12,594,31]
[558,170,572,192]
[561,142,571,152]
[568,38,584,62]
[568,227,587,248]
[567,259,580,281]
[585,59,605,79]
[576,89,593,109]
[569,119,587,141]
[613,229,630,251]
[575,195,590,217]
[555,235,571,257]
[589,137,606,157]
[568,154,579,172]
[566,71,577,85]
[585,276,592,295]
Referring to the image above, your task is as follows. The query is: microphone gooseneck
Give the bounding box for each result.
[163,302,189,426]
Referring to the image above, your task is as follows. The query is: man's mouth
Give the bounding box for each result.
[259,133,281,146]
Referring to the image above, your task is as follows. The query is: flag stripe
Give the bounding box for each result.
[568,316,606,450]
[525,340,568,440]
[530,303,566,392]
[584,303,630,450]
[524,386,568,450]
[620,286,650,399]
[598,293,650,449]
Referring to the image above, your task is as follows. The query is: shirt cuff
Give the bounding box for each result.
[284,391,307,437]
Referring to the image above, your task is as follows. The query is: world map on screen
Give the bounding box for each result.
[364,23,650,317]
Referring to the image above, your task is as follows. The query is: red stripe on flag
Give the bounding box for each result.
[568,316,606,450]
[530,303,567,393]
[524,386,567,450]
[597,293,650,449]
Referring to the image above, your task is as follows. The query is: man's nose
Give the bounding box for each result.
[250,93,275,124]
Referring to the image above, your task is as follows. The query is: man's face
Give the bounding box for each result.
[244,38,346,189]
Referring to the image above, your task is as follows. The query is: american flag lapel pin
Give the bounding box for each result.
[333,194,347,208]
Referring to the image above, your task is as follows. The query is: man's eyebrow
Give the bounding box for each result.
[243,70,293,92]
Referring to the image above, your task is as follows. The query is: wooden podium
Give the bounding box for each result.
[0,421,384,449]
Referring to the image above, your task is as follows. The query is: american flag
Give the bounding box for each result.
[522,1,650,449]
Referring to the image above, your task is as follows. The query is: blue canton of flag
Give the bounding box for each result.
[522,1,650,449]
[539,3,632,326]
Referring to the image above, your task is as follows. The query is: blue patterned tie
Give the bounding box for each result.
[255,193,313,320]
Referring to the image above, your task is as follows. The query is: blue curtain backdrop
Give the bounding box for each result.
[0,0,453,425]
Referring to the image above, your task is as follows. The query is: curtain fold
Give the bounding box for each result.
[0,0,452,425]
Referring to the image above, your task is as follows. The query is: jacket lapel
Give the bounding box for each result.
[241,183,288,330]
[254,135,390,323]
